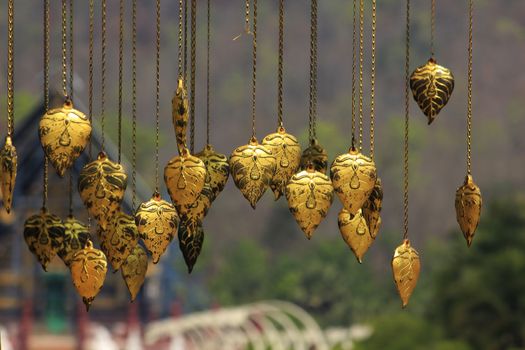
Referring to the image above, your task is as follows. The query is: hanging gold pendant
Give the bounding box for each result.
[164,149,207,208]
[362,177,383,239]
[23,209,65,271]
[410,58,455,124]
[121,244,148,302]
[100,211,139,271]
[70,240,107,311]
[196,144,230,203]
[78,152,127,230]
[285,165,333,239]
[39,99,92,177]
[178,219,205,274]
[299,139,328,174]
[135,192,179,264]
[330,148,377,216]
[262,127,301,200]
[391,239,420,308]
[455,174,482,247]
[338,208,372,263]
[58,216,91,267]
[0,136,17,213]
[172,78,189,155]
[229,137,276,209]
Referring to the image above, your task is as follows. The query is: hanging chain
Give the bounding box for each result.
[178,0,183,79]
[132,0,138,210]
[61,0,68,98]
[184,0,188,82]
[6,0,14,136]
[233,0,252,41]
[308,0,318,142]
[190,0,196,152]
[43,0,50,209]
[351,0,357,147]
[369,0,376,160]
[118,0,124,163]
[206,0,211,145]
[88,0,94,160]
[155,0,161,192]
[403,0,411,240]
[358,0,364,151]
[101,0,107,152]
[69,0,74,100]
[277,0,284,129]
[466,0,473,175]
[431,0,435,58]
[250,0,258,140]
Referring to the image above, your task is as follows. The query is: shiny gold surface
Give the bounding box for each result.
[70,240,107,311]
[455,174,482,247]
[299,139,328,174]
[285,166,333,239]
[78,152,127,230]
[330,148,377,215]
[164,150,207,208]
[121,244,148,302]
[362,178,383,239]
[172,78,189,155]
[58,216,90,267]
[135,193,179,264]
[229,138,276,209]
[391,239,420,308]
[338,208,372,263]
[178,219,205,274]
[39,100,91,177]
[0,136,17,213]
[23,209,65,271]
[409,58,454,124]
[262,127,301,200]
[196,144,230,203]
[100,211,139,271]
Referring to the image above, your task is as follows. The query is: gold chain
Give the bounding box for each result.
[43,0,50,209]
[466,0,473,175]
[118,0,124,164]
[88,0,94,160]
[101,0,107,152]
[234,0,252,41]
[69,0,74,100]
[6,0,14,136]
[190,0,196,152]
[61,0,68,98]
[206,0,211,145]
[370,0,376,160]
[431,0,435,58]
[251,0,258,140]
[184,0,188,82]
[403,0,411,240]
[155,0,161,191]
[277,0,284,128]
[178,0,183,78]
[132,0,137,210]
[351,0,357,147]
[358,0,364,151]
[308,0,318,142]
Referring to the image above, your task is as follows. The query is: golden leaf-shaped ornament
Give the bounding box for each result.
[135,192,179,264]
[410,58,455,124]
[196,144,230,203]
[229,137,276,209]
[362,177,383,239]
[178,219,205,274]
[0,136,17,213]
[78,152,127,230]
[172,78,189,155]
[455,174,482,247]
[338,208,372,263]
[23,209,65,271]
[299,138,328,174]
[164,149,207,208]
[58,216,91,267]
[330,147,377,216]
[285,165,334,239]
[121,244,148,302]
[392,239,421,308]
[100,212,139,271]
[262,127,301,200]
[70,240,107,311]
[39,99,92,176]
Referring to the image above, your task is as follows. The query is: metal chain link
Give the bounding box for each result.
[358,0,364,151]
[88,0,94,160]
[101,0,107,152]
[155,0,161,191]
[206,0,211,145]
[132,0,138,210]
[251,0,258,140]
[277,0,284,129]
[6,0,14,136]
[431,0,435,58]
[312,0,318,140]
[184,0,188,83]
[61,0,68,98]
[308,0,317,142]
[466,0,473,175]
[178,0,183,78]
[351,0,357,147]
[43,0,50,209]
[403,0,411,240]
[370,0,376,160]
[118,0,124,164]
[69,0,74,100]
[190,0,196,151]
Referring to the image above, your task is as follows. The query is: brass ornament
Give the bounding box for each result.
[164,150,207,208]
[100,211,139,271]
[299,139,328,174]
[391,239,421,308]
[178,219,205,274]
[0,136,17,213]
[330,148,377,216]
[58,216,91,267]
[78,152,127,230]
[409,58,455,124]
[196,144,230,203]
[70,240,108,311]
[121,244,148,302]
[39,99,92,177]
[285,166,334,239]
[262,127,301,200]
[455,174,482,247]
[135,193,179,264]
[23,209,65,271]
[338,208,372,263]
[172,78,189,155]
[362,177,383,239]
[229,137,277,209]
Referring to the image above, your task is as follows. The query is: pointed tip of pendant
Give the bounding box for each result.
[357,257,363,264]
[466,236,474,248]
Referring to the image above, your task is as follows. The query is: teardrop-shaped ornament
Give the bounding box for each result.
[100,211,139,271]
[362,177,383,239]
[70,240,108,311]
[58,216,91,267]
[299,139,328,174]
[285,165,334,239]
[338,208,372,263]
[135,192,179,263]
[23,209,65,271]
[196,144,230,203]
[172,78,189,155]
[39,99,92,176]
[229,137,276,209]
[455,174,482,247]
[121,244,148,302]
[409,58,455,124]
[78,152,127,230]
[0,136,17,213]
[262,127,301,200]
[330,148,377,216]
[164,149,207,208]
[391,239,421,308]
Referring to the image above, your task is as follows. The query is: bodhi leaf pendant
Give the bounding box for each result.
[121,244,148,302]
[299,139,328,174]
[100,212,139,271]
[391,239,420,308]
[164,149,207,208]
[196,144,230,203]
[172,78,189,155]
[338,208,372,263]
[58,216,91,267]
[362,178,383,239]
[455,174,482,247]
[0,136,17,213]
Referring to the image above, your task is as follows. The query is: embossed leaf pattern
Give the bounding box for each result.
[410,59,455,124]
[196,144,230,203]
[172,78,189,155]
[0,136,17,213]
[455,174,482,247]
[39,101,92,177]
[121,244,148,301]
[286,168,333,239]
[362,178,384,239]
[58,216,91,267]
[164,153,207,208]
[391,240,421,308]
[178,218,205,274]
[299,139,328,174]
[338,208,372,263]
[100,212,139,271]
